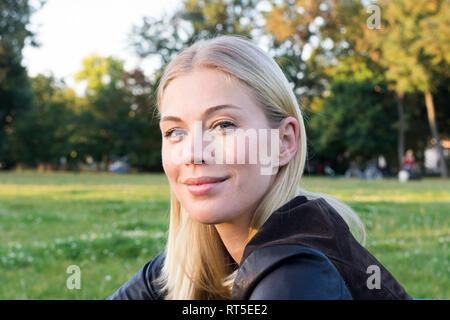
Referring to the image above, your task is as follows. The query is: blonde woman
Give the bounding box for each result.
[107,35,411,300]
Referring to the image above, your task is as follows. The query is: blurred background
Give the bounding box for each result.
[0,0,448,299]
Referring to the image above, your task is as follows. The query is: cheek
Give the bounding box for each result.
[161,144,170,171]
[228,164,273,218]
[231,136,276,196]
[161,144,178,182]
[161,149,183,201]
[221,133,254,165]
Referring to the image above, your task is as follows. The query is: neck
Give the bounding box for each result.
[214,214,252,266]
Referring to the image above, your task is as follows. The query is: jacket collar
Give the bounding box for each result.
[240,195,329,265]
[235,194,412,300]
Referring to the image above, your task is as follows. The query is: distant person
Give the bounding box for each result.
[324,164,335,176]
[402,149,415,178]
[107,35,411,300]
[345,160,364,178]
[364,160,383,180]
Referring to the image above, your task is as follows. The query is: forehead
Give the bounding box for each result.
[160,67,257,118]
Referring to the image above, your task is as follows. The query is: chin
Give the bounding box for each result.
[178,192,236,224]
[187,209,225,225]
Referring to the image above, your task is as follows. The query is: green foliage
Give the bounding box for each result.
[0,0,44,63]
[2,0,449,174]
[362,0,450,177]
[366,0,450,94]
[0,0,45,168]
[262,0,366,105]
[74,55,125,96]
[129,0,262,66]
[308,71,397,172]
[8,74,77,166]
[73,55,162,170]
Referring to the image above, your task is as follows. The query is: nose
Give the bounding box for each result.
[182,137,204,164]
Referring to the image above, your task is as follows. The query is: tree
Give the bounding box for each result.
[262,0,366,108]
[74,55,128,166]
[9,73,77,168]
[74,55,162,170]
[308,62,397,173]
[129,0,265,71]
[363,0,449,177]
[0,0,45,168]
[122,68,162,171]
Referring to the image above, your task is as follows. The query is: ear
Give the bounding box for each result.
[278,116,300,167]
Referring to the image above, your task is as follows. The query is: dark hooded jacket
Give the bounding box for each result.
[107,195,411,300]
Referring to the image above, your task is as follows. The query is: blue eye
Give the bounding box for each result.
[163,121,236,141]
[212,120,235,131]
[164,128,185,141]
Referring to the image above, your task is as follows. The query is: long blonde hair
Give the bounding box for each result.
[153,35,366,299]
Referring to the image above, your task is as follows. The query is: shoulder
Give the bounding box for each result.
[232,245,352,300]
[106,252,165,300]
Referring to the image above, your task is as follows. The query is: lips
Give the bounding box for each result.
[183,176,229,196]
[183,176,229,185]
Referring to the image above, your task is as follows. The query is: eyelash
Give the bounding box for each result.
[212,120,236,131]
[163,120,236,139]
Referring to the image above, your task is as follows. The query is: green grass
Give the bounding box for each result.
[0,171,448,299]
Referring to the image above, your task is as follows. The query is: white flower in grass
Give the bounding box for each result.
[122,230,147,238]
[150,232,164,239]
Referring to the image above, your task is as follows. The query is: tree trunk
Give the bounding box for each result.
[425,91,448,178]
[396,93,405,172]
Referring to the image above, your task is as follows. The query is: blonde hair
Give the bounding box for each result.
[154,35,366,299]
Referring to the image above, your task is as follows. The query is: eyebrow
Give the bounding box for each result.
[159,104,241,123]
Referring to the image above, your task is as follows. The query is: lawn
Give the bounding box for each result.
[0,171,448,299]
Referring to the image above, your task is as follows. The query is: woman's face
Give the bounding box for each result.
[159,67,279,225]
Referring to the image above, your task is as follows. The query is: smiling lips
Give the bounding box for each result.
[183,176,229,196]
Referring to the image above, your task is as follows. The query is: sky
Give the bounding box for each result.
[22,0,181,92]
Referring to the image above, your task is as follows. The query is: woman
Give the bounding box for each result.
[107,35,411,300]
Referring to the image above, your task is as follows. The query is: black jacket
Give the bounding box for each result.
[107,195,411,300]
